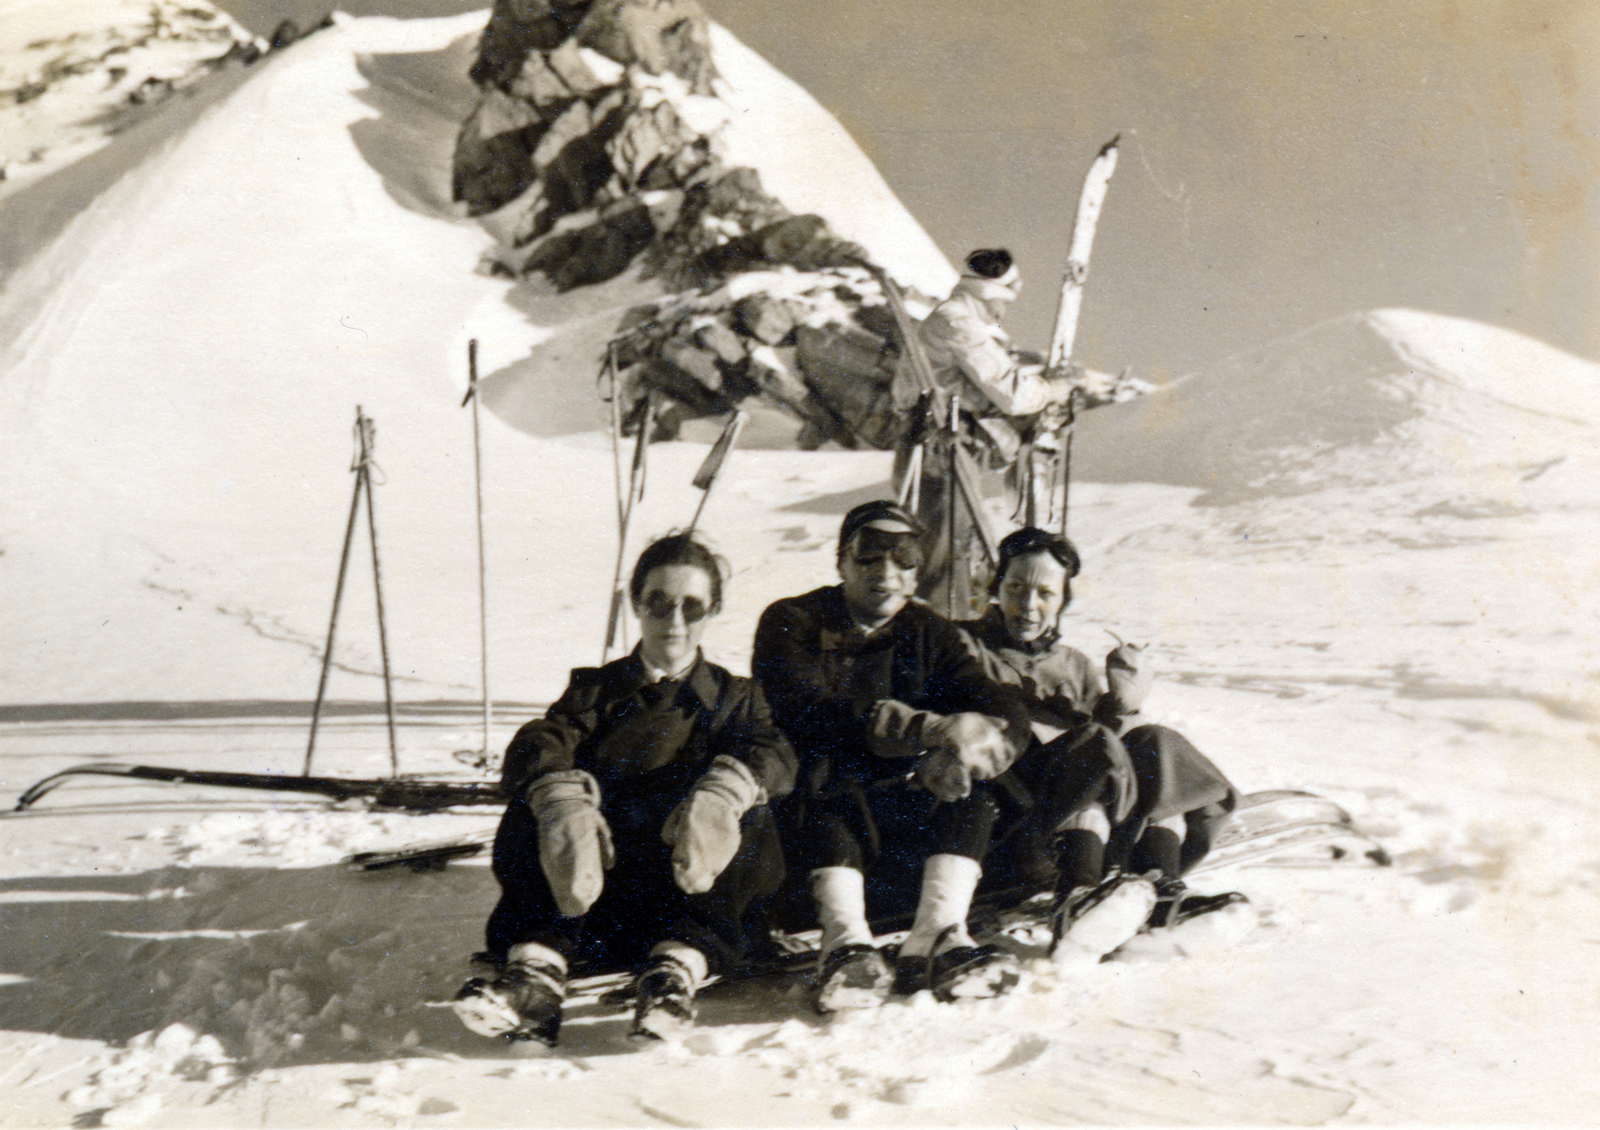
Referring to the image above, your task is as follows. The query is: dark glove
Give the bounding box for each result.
[662,756,766,894]
[526,769,614,917]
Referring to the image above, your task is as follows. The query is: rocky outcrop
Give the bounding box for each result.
[453,0,907,445]
[454,0,1136,446]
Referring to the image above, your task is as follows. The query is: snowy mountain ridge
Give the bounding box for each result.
[1075,307,1600,503]
[0,0,263,198]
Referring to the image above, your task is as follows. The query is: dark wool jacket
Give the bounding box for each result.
[957,606,1130,734]
[751,586,1033,787]
[500,650,797,805]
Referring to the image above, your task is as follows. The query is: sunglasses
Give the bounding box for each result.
[640,592,712,623]
[851,547,921,570]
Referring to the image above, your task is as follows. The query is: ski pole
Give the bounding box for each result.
[463,340,492,762]
[305,411,366,778]
[687,410,746,533]
[946,394,959,619]
[896,442,923,510]
[605,346,626,532]
[603,392,654,663]
[1060,388,1079,538]
[948,441,998,565]
[357,413,400,779]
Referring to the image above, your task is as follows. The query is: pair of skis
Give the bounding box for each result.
[1032,133,1120,537]
[330,786,1387,874]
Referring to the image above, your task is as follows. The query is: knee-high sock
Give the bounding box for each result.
[1056,828,1107,894]
[1138,824,1184,881]
[899,853,982,958]
[810,866,874,955]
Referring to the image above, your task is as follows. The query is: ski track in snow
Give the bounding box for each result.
[2,5,1599,1127]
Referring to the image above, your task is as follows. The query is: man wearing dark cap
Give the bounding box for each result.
[892,249,1078,613]
[752,500,1036,1011]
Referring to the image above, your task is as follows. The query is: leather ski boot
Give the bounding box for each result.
[630,954,699,1042]
[453,956,565,1046]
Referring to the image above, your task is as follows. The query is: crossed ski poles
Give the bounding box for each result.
[305,406,399,779]
[601,348,746,663]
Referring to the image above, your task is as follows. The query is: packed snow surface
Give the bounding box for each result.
[2,7,1599,1128]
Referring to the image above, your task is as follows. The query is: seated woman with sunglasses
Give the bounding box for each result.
[753,501,1036,1010]
[959,527,1246,963]
[454,533,797,1047]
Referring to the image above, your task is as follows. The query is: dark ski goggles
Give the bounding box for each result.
[640,593,712,623]
[848,527,923,571]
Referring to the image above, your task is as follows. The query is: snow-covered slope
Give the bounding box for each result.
[1,6,1598,1128]
[1069,308,1599,726]
[1,12,523,705]
[0,5,956,706]
[705,22,955,301]
[1073,309,1600,501]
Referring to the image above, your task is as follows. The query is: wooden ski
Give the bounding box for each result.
[13,762,504,813]
[1040,135,1120,532]
[1048,135,1120,372]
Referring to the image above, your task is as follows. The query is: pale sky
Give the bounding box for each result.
[227,0,1600,377]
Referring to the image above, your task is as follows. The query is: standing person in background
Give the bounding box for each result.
[893,249,1078,614]
[752,501,1035,1010]
[959,527,1247,961]
[454,534,796,1047]
[910,249,1073,420]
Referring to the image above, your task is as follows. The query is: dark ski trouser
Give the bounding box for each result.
[797,780,1003,921]
[983,722,1239,889]
[485,798,785,976]
[981,722,1129,891]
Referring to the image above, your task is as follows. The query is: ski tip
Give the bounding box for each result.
[1100,134,1121,155]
